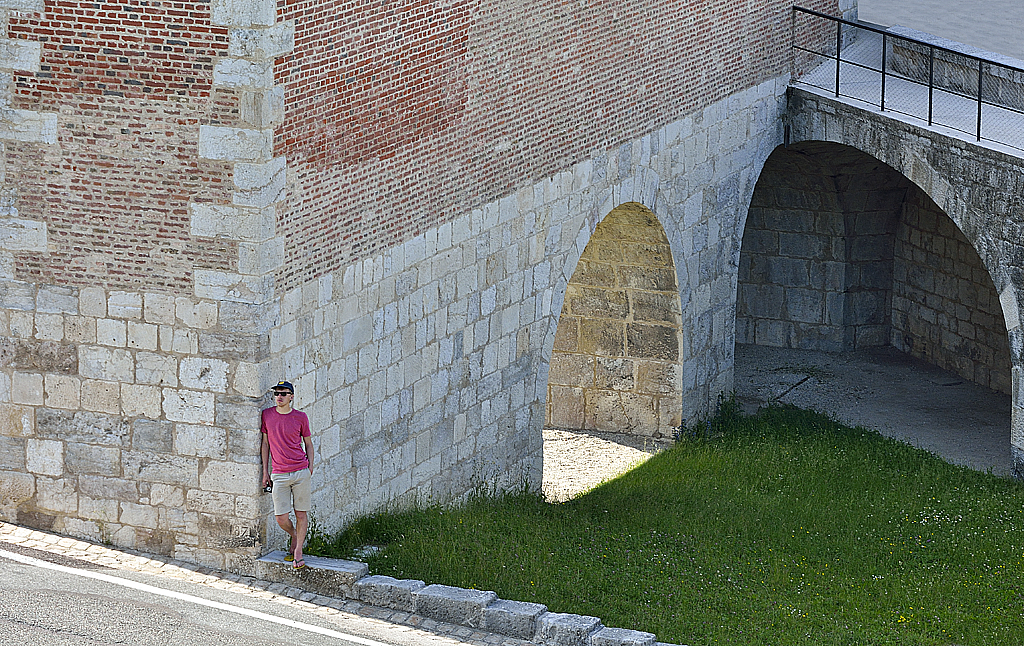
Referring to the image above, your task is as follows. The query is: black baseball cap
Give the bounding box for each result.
[272,381,294,393]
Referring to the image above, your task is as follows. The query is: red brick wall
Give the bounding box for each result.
[6,1,844,292]
[7,1,237,292]
[276,0,844,290]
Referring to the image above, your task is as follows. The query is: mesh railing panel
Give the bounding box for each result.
[792,7,1024,153]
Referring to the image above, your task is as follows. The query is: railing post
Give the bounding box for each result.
[977,59,984,141]
[880,34,887,111]
[928,47,935,126]
[790,7,796,81]
[835,20,842,97]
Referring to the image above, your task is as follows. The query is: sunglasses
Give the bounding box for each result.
[273,392,292,397]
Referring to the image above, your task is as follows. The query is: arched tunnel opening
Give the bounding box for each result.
[735,141,1012,474]
[542,203,682,501]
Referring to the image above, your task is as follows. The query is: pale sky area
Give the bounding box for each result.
[857,0,1024,60]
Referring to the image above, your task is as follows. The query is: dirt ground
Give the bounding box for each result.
[542,344,1012,501]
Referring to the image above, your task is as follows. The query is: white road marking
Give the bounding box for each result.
[0,549,394,646]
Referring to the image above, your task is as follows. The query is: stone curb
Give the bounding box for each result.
[256,550,682,646]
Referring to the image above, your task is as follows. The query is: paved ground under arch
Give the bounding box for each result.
[543,343,1012,501]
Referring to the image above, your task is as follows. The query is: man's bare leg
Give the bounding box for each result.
[275,513,296,554]
[293,510,308,562]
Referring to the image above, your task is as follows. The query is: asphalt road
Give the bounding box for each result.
[858,0,1024,60]
[0,543,402,646]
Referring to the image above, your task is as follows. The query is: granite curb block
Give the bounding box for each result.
[256,550,679,646]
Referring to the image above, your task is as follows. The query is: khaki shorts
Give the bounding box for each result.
[270,468,311,516]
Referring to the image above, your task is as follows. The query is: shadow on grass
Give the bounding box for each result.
[309,403,1024,646]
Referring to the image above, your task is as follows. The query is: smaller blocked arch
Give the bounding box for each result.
[546,203,683,438]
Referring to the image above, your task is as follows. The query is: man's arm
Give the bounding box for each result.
[261,432,272,486]
[302,434,315,475]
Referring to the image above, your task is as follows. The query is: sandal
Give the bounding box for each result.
[292,558,307,570]
[284,538,294,562]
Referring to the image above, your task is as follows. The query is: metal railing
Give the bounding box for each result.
[791,6,1024,152]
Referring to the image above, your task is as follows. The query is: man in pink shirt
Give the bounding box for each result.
[261,380,315,569]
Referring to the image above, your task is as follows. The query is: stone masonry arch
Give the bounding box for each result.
[738,140,1011,395]
[545,203,683,438]
[781,85,1024,476]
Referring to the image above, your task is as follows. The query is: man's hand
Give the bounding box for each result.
[262,470,272,488]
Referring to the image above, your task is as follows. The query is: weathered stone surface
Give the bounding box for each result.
[81,380,120,414]
[218,300,280,334]
[123,451,199,487]
[121,384,162,419]
[0,435,25,469]
[566,286,628,319]
[66,444,121,476]
[26,438,63,476]
[163,389,215,424]
[35,476,78,514]
[626,324,679,361]
[553,316,578,352]
[547,354,594,388]
[630,291,679,324]
[215,396,261,430]
[78,346,133,382]
[590,627,657,646]
[536,612,603,646]
[36,285,78,314]
[180,357,229,392]
[44,374,80,409]
[594,357,634,390]
[413,584,497,628]
[185,489,235,515]
[0,470,34,510]
[36,409,130,446]
[176,424,227,459]
[199,460,257,495]
[579,319,625,356]
[483,599,548,640]
[354,575,425,612]
[0,337,77,373]
[132,419,173,452]
[0,280,35,311]
[0,404,33,437]
[11,371,42,405]
[107,291,142,319]
[79,475,139,502]
[135,352,178,387]
[198,331,270,361]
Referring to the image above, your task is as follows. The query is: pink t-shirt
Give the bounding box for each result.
[261,407,311,474]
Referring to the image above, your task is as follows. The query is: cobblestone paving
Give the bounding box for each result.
[0,521,533,646]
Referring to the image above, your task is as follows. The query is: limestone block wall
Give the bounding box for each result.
[0,284,273,571]
[546,204,683,438]
[270,77,792,538]
[737,143,909,351]
[892,190,1012,393]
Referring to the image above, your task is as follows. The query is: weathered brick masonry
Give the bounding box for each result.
[1,0,857,573]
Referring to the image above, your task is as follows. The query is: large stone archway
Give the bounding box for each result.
[546,203,683,438]
[787,87,1024,476]
[738,141,1011,394]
